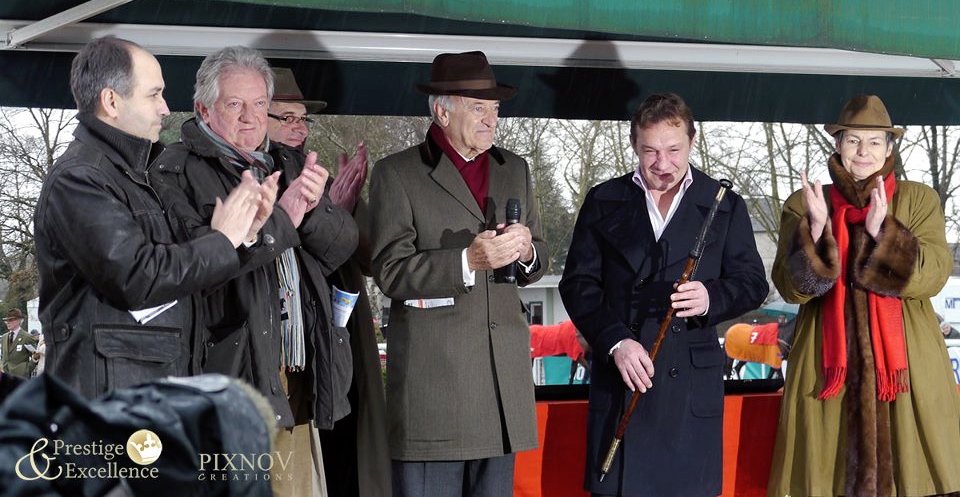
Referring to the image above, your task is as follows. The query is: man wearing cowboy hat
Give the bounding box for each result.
[369,50,548,496]
[0,308,38,378]
[268,67,392,497]
[768,94,960,496]
[267,67,326,151]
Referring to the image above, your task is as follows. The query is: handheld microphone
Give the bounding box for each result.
[504,198,521,283]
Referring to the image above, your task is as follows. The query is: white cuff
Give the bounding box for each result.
[517,245,538,274]
[461,249,476,287]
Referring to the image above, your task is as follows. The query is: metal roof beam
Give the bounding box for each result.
[931,58,957,76]
[2,0,133,50]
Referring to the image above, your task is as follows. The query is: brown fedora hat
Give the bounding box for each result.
[415,51,517,100]
[824,94,904,138]
[3,309,23,321]
[271,68,327,113]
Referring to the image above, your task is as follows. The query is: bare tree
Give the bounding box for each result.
[696,122,830,247]
[308,115,428,180]
[900,125,960,265]
[496,117,576,273]
[0,107,76,311]
[551,120,631,215]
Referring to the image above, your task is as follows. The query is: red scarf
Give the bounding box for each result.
[820,172,908,401]
[429,123,490,213]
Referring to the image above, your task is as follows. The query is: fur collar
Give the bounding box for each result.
[826,152,896,208]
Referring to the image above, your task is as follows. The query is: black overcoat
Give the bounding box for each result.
[559,168,767,497]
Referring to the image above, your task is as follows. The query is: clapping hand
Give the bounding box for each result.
[800,171,828,242]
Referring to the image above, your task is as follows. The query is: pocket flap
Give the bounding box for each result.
[689,342,722,368]
[94,327,180,363]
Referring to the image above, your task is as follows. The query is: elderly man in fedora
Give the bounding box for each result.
[369,51,548,496]
[0,309,37,378]
[768,94,960,496]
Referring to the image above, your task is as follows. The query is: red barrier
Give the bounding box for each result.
[515,393,782,497]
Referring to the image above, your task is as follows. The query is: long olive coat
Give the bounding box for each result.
[370,136,547,460]
[768,179,960,497]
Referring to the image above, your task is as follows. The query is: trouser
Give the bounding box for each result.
[272,370,327,497]
[391,454,515,497]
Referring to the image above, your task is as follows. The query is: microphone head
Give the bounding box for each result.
[719,179,733,190]
[506,198,521,222]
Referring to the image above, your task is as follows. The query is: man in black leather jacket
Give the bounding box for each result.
[33,36,266,400]
[153,46,358,496]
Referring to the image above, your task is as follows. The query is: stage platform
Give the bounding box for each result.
[514,393,782,497]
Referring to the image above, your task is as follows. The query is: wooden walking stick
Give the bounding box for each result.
[598,179,733,482]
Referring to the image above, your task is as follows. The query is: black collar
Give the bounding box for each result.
[418,130,506,168]
[76,113,162,173]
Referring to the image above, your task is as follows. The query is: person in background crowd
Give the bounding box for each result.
[154,46,358,497]
[936,313,960,340]
[559,93,767,496]
[0,309,37,379]
[767,94,960,497]
[30,332,45,377]
[370,51,547,496]
[268,67,391,497]
[33,36,264,399]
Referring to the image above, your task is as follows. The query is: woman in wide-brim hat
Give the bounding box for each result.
[767,94,960,496]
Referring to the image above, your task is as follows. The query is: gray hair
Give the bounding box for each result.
[70,36,141,115]
[428,94,457,123]
[194,46,274,112]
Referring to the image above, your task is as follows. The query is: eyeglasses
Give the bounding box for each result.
[268,113,314,125]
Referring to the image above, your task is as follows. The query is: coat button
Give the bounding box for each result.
[488,275,496,283]
[669,367,679,378]
[671,324,680,333]
[264,234,275,245]
[275,414,281,421]
[325,205,333,213]
[338,338,344,344]
[634,278,645,290]
[628,323,640,332]
[489,322,498,330]
[207,341,214,347]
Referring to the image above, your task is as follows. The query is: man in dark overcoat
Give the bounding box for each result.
[559,93,767,497]
[370,51,547,496]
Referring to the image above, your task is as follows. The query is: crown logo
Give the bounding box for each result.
[126,429,163,465]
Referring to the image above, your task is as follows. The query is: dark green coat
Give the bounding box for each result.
[1,329,37,378]
[370,136,547,460]
[769,179,960,497]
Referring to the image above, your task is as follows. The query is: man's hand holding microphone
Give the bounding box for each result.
[466,198,533,276]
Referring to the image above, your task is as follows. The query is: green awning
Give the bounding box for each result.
[225,0,960,60]
[3,0,960,123]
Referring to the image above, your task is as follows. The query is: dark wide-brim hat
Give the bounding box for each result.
[415,51,517,101]
[3,308,23,321]
[271,68,327,113]
[824,94,904,138]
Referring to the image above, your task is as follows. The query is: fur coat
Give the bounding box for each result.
[767,154,960,497]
